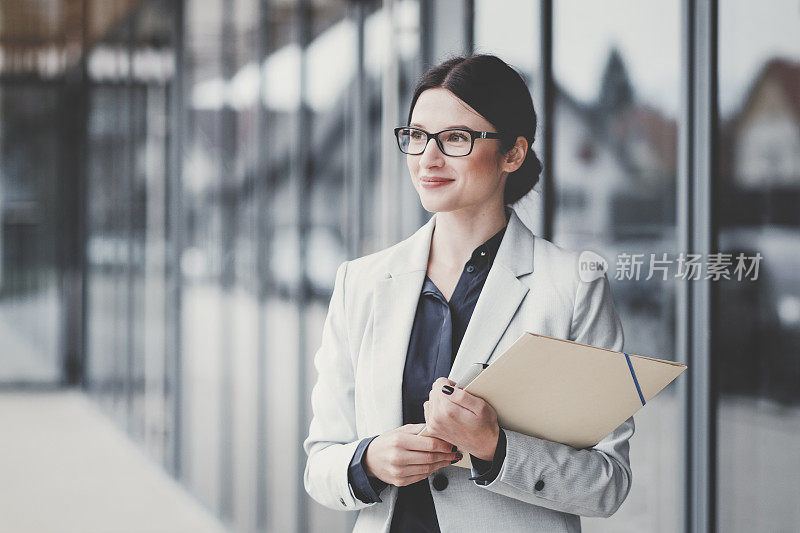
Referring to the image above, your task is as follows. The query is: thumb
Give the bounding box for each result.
[400,423,426,434]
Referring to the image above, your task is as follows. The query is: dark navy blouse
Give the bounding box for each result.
[347,213,510,532]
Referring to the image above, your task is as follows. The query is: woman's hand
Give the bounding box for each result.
[364,423,462,486]
[423,377,500,461]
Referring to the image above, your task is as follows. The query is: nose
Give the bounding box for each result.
[418,137,445,167]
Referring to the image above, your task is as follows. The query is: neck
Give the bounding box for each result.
[429,203,508,271]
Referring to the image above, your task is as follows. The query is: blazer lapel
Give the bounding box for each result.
[448,209,535,384]
[370,214,436,433]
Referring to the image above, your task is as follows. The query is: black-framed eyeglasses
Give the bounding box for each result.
[394,126,503,157]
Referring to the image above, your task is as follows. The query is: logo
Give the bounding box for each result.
[578,250,609,282]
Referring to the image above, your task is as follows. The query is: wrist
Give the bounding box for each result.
[473,424,500,461]
[363,436,378,478]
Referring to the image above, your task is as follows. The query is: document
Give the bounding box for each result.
[441,332,687,469]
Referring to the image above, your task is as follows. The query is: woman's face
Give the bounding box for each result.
[407,88,508,214]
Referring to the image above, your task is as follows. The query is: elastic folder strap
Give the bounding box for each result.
[623,353,646,406]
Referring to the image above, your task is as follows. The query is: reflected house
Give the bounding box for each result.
[555,48,677,251]
[731,58,800,190]
[555,49,678,360]
[721,58,800,224]
[717,58,800,404]
[555,83,630,248]
[608,105,677,237]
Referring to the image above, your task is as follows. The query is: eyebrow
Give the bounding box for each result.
[408,123,476,130]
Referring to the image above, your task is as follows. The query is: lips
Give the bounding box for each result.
[420,177,454,189]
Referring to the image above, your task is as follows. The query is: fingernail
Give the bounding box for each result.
[451,453,463,464]
[452,445,457,452]
[442,385,454,395]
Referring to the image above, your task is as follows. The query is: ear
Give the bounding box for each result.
[501,136,529,174]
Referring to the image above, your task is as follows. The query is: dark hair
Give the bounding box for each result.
[407,54,543,205]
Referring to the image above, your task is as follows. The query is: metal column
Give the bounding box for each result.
[682,1,717,532]
[539,0,554,241]
[166,0,186,480]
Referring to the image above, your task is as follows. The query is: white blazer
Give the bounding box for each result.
[303,207,634,533]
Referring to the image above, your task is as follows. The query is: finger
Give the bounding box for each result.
[416,424,432,438]
[400,449,459,465]
[429,389,473,424]
[432,377,455,388]
[409,434,455,454]
[399,423,426,434]
[396,459,454,481]
[398,460,453,485]
[396,432,454,453]
[436,382,485,415]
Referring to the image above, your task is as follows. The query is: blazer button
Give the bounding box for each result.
[432,473,449,491]
[535,479,545,491]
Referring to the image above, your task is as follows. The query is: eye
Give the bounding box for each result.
[447,131,469,143]
[409,130,425,140]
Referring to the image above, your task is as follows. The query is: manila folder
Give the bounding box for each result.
[453,332,686,468]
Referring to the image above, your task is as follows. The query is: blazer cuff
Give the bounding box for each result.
[348,436,388,503]
[469,428,507,485]
[475,420,634,518]
[305,439,378,511]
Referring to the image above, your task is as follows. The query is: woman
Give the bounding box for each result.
[304,55,633,533]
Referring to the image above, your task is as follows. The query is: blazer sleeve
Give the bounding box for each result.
[303,261,380,511]
[474,271,635,518]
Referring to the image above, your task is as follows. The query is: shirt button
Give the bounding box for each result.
[535,479,545,491]
[466,265,475,273]
[432,473,449,491]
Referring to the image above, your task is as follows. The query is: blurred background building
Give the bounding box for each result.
[0,0,798,532]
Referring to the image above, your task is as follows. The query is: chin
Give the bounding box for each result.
[418,195,459,214]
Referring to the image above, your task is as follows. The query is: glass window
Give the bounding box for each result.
[474,0,544,235]
[0,82,62,384]
[84,0,174,461]
[182,0,235,518]
[0,0,67,384]
[716,2,800,531]
[553,2,683,531]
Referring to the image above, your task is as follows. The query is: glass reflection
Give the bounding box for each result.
[474,0,544,236]
[0,0,67,384]
[553,2,681,531]
[83,0,173,463]
[716,1,800,531]
[0,83,62,383]
[12,0,785,531]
